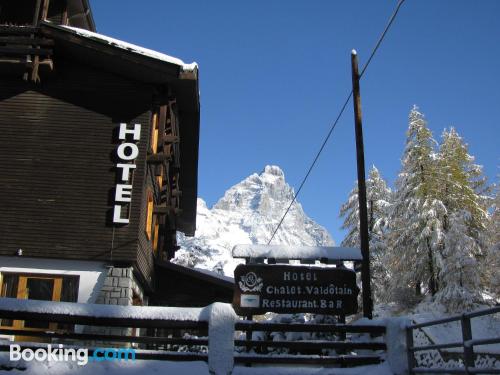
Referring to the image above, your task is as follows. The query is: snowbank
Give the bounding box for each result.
[0,352,208,375]
[0,350,397,375]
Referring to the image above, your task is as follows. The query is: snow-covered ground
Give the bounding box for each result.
[0,353,208,375]
[0,353,394,375]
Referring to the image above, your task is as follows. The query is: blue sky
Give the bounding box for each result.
[90,0,499,244]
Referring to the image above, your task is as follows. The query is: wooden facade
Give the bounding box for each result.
[0,2,201,295]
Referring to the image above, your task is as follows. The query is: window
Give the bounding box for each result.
[150,112,159,154]
[152,216,160,255]
[0,273,79,331]
[145,190,154,240]
[22,277,60,328]
[0,274,18,327]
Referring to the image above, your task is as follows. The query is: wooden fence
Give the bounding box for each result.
[234,320,386,366]
[0,298,388,373]
[406,306,500,374]
[0,300,209,362]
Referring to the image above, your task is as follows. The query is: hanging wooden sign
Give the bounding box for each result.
[232,264,359,315]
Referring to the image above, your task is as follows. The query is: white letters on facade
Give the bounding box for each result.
[115,184,132,202]
[113,123,141,224]
[117,143,139,160]
[113,205,129,224]
[116,163,136,181]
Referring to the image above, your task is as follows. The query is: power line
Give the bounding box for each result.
[267,0,407,245]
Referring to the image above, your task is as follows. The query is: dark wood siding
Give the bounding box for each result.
[0,60,153,278]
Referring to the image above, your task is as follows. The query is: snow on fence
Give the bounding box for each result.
[3,297,498,374]
[0,298,236,375]
[0,297,394,373]
[406,305,500,374]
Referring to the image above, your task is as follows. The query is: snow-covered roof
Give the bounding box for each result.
[232,245,363,261]
[60,25,198,75]
[193,267,234,283]
[155,260,234,291]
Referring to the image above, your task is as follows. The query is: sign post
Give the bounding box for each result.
[351,50,373,319]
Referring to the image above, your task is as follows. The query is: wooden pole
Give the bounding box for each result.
[32,0,42,25]
[350,50,373,319]
[41,0,50,21]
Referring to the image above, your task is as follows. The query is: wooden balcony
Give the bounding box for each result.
[0,25,54,81]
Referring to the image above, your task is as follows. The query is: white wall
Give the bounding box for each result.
[0,256,108,304]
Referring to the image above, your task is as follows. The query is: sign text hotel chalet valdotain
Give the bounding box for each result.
[233,264,359,315]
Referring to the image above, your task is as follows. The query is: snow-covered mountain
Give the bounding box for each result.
[173,165,334,276]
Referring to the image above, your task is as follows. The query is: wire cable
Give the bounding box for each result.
[267,0,406,245]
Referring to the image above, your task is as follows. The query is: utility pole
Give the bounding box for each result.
[350,50,373,319]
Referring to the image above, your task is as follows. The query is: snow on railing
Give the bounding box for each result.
[0,298,236,375]
[0,297,207,321]
[406,306,500,375]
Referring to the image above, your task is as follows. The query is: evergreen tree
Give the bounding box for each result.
[339,166,391,302]
[434,210,481,312]
[437,127,489,236]
[483,179,499,299]
[435,128,490,308]
[388,106,445,303]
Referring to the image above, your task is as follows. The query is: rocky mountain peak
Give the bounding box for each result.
[262,165,285,177]
[175,166,334,276]
[213,165,292,214]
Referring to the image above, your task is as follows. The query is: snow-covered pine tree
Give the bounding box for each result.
[437,127,490,233]
[339,166,391,302]
[387,106,445,305]
[485,183,500,298]
[434,210,481,312]
[436,128,490,307]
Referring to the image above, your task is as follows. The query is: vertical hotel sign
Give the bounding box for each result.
[113,123,141,224]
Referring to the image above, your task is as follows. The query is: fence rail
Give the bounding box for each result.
[235,321,386,334]
[0,298,216,369]
[406,306,500,375]
[234,319,386,366]
[0,298,389,372]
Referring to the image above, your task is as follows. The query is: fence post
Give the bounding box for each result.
[461,314,474,374]
[207,303,237,375]
[377,318,411,375]
[405,326,416,375]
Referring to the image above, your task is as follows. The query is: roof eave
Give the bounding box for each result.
[39,21,200,236]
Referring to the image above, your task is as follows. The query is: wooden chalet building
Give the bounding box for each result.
[0,0,232,332]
